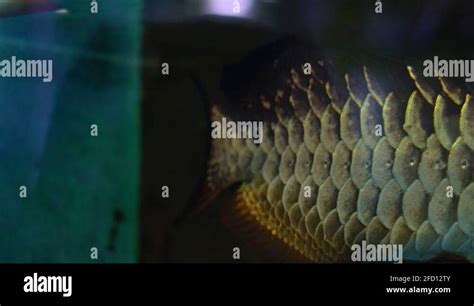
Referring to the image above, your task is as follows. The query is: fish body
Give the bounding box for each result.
[0,0,62,17]
[204,41,474,263]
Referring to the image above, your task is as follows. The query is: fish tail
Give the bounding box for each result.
[200,104,228,205]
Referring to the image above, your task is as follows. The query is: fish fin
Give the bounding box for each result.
[190,105,229,212]
[220,184,310,263]
[174,76,228,224]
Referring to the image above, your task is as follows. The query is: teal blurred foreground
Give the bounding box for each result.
[0,0,141,262]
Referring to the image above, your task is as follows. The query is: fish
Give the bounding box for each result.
[0,0,63,17]
[195,38,474,263]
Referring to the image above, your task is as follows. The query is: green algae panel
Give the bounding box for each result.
[0,0,142,263]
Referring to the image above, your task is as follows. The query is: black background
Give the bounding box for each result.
[0,264,471,304]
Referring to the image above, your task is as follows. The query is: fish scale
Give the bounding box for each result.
[206,52,474,263]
